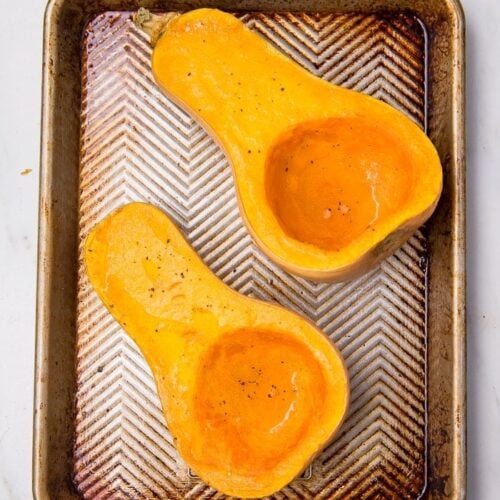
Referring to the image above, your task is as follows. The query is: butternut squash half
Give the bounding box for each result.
[85,203,349,498]
[135,8,443,282]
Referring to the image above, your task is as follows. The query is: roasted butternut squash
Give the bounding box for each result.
[135,8,442,282]
[85,202,349,498]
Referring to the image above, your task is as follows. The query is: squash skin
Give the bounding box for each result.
[84,202,349,498]
[147,8,442,282]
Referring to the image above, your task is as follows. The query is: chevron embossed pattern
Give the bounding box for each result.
[74,11,428,499]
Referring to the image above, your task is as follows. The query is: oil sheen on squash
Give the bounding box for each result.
[194,328,327,475]
[266,117,413,251]
[137,8,443,281]
[84,203,349,498]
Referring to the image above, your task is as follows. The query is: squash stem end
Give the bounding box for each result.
[133,8,178,47]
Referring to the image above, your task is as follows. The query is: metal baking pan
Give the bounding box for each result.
[34,0,465,498]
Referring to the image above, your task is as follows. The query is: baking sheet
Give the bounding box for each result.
[34,1,465,499]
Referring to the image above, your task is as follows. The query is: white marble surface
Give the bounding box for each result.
[0,0,498,498]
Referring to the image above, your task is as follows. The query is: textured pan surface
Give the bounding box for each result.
[73,11,428,499]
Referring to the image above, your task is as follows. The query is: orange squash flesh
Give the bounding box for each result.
[138,8,443,281]
[85,203,349,498]
[266,117,415,252]
[193,328,328,475]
